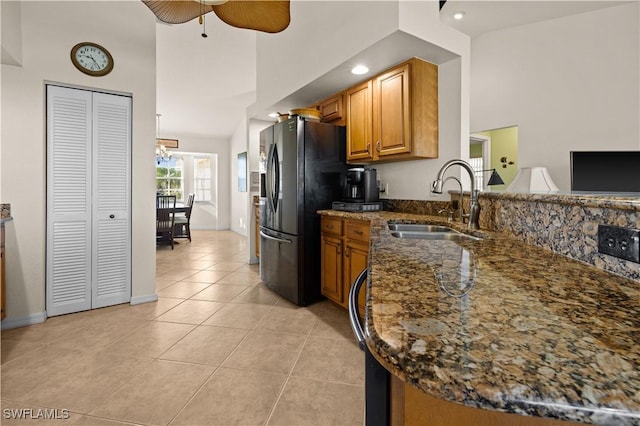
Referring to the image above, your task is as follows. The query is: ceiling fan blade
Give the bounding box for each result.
[212,0,290,33]
[142,1,213,24]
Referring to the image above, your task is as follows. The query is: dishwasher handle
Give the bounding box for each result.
[349,268,368,352]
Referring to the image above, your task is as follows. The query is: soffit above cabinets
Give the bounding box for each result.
[255,30,458,123]
[440,0,633,38]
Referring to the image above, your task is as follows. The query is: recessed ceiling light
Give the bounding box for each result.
[351,65,369,75]
[453,11,465,20]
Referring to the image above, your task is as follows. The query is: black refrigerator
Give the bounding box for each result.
[260,116,347,306]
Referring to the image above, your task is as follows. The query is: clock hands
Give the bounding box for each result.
[81,54,101,70]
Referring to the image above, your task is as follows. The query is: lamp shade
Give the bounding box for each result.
[487,169,504,186]
[506,167,559,193]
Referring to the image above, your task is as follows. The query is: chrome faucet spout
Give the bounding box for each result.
[442,176,465,223]
[431,159,481,230]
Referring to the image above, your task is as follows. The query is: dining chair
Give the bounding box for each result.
[156,207,175,249]
[156,195,176,209]
[174,193,195,242]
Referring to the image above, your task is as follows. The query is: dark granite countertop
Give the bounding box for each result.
[318,209,640,425]
[480,191,640,211]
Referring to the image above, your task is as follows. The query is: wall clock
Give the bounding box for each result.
[70,42,114,77]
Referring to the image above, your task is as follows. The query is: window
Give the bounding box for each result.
[470,157,484,190]
[194,157,212,202]
[156,157,184,201]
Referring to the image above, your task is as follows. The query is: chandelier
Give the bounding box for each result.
[155,114,174,165]
[156,144,172,165]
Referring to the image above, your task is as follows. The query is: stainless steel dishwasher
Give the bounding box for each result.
[349,269,391,426]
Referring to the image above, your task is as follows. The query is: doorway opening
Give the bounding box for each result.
[470,126,518,190]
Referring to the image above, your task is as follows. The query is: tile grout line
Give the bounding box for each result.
[154,255,250,425]
[165,365,220,426]
[263,313,319,426]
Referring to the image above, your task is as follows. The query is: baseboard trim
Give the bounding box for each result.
[1,311,47,330]
[191,226,229,230]
[130,293,158,305]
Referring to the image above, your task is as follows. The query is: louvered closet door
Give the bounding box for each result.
[46,86,93,316]
[46,86,131,316]
[91,92,131,308]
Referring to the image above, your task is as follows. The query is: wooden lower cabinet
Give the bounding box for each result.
[321,234,343,304]
[320,216,369,312]
[390,375,581,426]
[1,223,5,320]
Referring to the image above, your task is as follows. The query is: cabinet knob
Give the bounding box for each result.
[109,214,115,219]
[366,143,371,154]
[376,141,381,152]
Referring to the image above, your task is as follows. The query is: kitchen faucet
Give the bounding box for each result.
[431,159,480,230]
[440,176,465,223]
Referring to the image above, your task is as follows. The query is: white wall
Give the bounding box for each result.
[229,117,249,236]
[254,1,399,110]
[228,117,270,262]
[171,134,231,230]
[247,119,271,263]
[376,1,472,201]
[1,1,157,326]
[0,1,22,66]
[470,3,640,191]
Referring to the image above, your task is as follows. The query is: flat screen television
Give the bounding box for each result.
[570,151,640,192]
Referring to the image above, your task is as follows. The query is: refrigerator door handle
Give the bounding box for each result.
[266,143,280,214]
[266,144,274,213]
[260,230,292,244]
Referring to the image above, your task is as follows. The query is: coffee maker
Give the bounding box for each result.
[333,167,383,212]
[344,167,379,202]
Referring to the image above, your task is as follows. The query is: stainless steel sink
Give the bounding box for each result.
[388,223,455,233]
[388,222,482,242]
[390,231,482,242]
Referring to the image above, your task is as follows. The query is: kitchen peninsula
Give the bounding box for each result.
[319,193,640,426]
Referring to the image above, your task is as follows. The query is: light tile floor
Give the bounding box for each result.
[1,230,365,425]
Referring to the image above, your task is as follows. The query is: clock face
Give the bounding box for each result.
[71,42,114,76]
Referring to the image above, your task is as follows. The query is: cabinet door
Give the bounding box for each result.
[321,234,343,305]
[345,80,373,161]
[1,226,5,320]
[319,93,343,123]
[373,63,411,157]
[344,240,369,313]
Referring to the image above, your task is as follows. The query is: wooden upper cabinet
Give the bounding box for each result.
[374,63,411,157]
[345,80,374,161]
[319,93,344,124]
[346,57,438,163]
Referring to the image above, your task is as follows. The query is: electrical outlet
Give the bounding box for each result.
[384,183,390,196]
[597,225,640,263]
